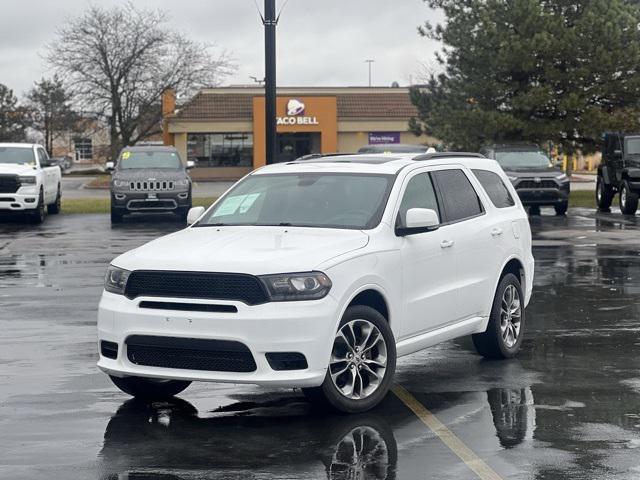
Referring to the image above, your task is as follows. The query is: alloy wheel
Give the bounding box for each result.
[500,285,522,348]
[329,319,387,400]
[621,187,627,209]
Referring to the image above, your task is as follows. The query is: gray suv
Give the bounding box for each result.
[107,146,193,223]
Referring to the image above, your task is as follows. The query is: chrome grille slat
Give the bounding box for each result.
[129,180,175,191]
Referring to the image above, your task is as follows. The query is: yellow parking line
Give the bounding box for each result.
[392,384,503,480]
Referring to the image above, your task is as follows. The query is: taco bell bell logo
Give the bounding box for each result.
[287,99,305,116]
[278,98,319,125]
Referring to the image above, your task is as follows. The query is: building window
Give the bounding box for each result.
[74,138,93,161]
[187,133,253,167]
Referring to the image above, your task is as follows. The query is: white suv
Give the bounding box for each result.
[98,153,534,412]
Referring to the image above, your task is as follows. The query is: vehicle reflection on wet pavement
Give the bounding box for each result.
[1,208,640,479]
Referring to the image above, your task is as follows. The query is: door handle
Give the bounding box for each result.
[491,227,503,237]
[440,239,455,249]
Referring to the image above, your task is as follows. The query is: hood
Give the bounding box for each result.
[113,168,188,181]
[113,226,370,275]
[0,163,38,175]
[502,166,563,178]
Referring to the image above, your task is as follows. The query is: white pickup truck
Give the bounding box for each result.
[0,143,62,223]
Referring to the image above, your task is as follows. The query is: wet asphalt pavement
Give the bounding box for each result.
[1,209,640,480]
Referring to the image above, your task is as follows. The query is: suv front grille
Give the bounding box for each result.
[130,180,175,191]
[517,180,558,189]
[124,270,269,305]
[0,175,20,194]
[126,335,257,372]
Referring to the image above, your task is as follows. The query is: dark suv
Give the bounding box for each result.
[596,133,640,215]
[481,144,570,215]
[107,146,193,223]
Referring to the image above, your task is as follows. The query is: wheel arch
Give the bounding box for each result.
[347,288,390,323]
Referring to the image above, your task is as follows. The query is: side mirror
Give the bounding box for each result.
[105,161,115,172]
[186,160,195,170]
[187,206,206,225]
[396,208,439,236]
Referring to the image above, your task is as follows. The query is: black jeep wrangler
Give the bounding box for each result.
[597,133,640,215]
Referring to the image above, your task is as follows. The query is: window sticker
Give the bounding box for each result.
[122,151,131,160]
[239,193,260,213]
[212,195,246,217]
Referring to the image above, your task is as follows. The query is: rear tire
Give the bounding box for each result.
[619,180,639,215]
[303,305,396,413]
[473,273,525,360]
[554,201,568,216]
[109,375,191,400]
[596,175,614,212]
[47,186,61,214]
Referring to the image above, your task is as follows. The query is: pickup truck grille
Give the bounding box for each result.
[0,175,20,194]
[124,270,269,305]
[516,180,558,189]
[130,180,175,191]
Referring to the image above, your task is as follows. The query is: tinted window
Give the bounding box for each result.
[433,169,483,222]
[397,173,440,226]
[472,169,515,208]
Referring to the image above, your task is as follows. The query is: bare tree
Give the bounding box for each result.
[47,2,235,159]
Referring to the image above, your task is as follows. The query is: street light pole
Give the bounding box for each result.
[264,0,277,165]
[365,59,375,87]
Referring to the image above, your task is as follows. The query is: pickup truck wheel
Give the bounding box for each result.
[47,186,62,214]
[619,180,639,215]
[596,175,614,211]
[472,273,525,360]
[554,201,568,216]
[303,305,396,413]
[110,207,124,224]
[29,190,46,224]
[109,375,191,400]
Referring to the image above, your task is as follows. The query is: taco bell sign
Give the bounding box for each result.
[368,132,400,144]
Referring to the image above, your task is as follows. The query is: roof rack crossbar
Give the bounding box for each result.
[412,152,485,161]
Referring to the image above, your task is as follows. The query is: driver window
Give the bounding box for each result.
[37,149,49,164]
[397,172,440,227]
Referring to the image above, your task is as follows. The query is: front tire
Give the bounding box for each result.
[48,185,62,214]
[29,189,46,224]
[109,375,191,400]
[110,206,124,224]
[596,175,614,211]
[554,201,568,216]
[473,273,525,359]
[619,180,639,215]
[303,305,396,413]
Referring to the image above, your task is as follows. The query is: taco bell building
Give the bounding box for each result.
[162,86,435,180]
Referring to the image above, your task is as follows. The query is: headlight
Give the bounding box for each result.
[19,176,36,184]
[175,179,190,187]
[555,173,568,182]
[112,180,129,188]
[104,265,131,295]
[259,271,332,301]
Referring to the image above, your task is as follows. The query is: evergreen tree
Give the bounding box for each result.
[0,84,27,142]
[410,0,640,154]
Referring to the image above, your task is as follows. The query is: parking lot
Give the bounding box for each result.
[1,208,640,480]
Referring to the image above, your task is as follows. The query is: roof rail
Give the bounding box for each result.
[412,152,486,161]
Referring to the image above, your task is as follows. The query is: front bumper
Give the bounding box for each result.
[514,183,570,207]
[0,190,39,211]
[111,190,191,212]
[97,291,339,387]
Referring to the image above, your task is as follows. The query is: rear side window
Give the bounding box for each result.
[432,169,484,222]
[472,169,515,208]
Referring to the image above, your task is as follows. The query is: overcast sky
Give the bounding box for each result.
[0,0,442,98]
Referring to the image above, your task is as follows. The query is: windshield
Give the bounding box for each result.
[197,173,394,230]
[626,138,640,155]
[118,150,182,169]
[0,147,35,165]
[495,151,551,169]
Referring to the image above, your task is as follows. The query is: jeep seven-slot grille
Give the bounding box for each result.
[126,335,257,372]
[124,270,269,305]
[516,180,558,189]
[0,175,20,194]
[130,180,175,191]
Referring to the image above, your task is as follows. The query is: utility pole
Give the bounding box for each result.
[365,59,375,87]
[264,0,277,164]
